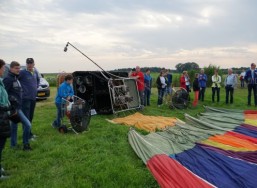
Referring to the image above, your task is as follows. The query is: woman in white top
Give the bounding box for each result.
[211,69,222,102]
[156,71,167,107]
[184,71,191,93]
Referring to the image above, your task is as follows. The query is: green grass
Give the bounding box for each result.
[1,86,253,187]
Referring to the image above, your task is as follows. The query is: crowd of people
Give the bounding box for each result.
[129,63,257,109]
[0,58,74,179]
[1,61,256,180]
[0,59,40,179]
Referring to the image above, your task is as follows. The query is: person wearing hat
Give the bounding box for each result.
[3,61,32,151]
[244,63,257,106]
[19,58,39,140]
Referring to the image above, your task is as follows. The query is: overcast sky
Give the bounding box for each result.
[1,0,257,73]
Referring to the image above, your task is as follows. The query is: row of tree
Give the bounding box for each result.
[113,62,249,74]
[113,63,249,88]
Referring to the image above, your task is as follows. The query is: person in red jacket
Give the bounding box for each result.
[180,71,187,89]
[130,66,145,105]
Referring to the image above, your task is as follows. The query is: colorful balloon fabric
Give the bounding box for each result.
[128,106,257,188]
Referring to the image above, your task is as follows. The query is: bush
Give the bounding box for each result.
[45,74,58,87]
[203,64,222,87]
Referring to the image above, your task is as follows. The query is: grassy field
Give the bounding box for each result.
[1,85,254,187]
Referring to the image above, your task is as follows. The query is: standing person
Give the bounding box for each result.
[185,71,191,93]
[240,69,246,88]
[3,61,32,151]
[164,69,173,104]
[198,69,207,102]
[211,69,222,103]
[130,66,145,106]
[224,68,237,104]
[0,59,11,179]
[244,63,257,106]
[180,71,187,90]
[19,58,39,140]
[156,71,167,107]
[52,74,74,128]
[144,69,152,106]
[165,69,173,94]
[192,73,200,107]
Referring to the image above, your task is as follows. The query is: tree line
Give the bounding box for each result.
[113,62,248,75]
[113,62,249,88]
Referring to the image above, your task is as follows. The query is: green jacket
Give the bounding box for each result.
[0,78,11,138]
[0,78,10,107]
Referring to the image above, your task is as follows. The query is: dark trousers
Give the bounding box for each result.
[22,99,36,122]
[212,87,220,102]
[157,88,165,105]
[198,87,206,101]
[247,84,257,105]
[241,80,245,88]
[22,99,36,137]
[225,86,234,104]
[144,89,151,106]
[138,90,144,105]
[0,137,7,176]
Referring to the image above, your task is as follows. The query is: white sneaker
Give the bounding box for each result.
[0,175,10,180]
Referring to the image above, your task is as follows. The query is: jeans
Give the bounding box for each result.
[225,86,234,104]
[212,87,220,102]
[157,88,165,105]
[144,89,151,106]
[247,84,257,105]
[52,103,63,127]
[10,109,31,147]
[22,99,36,122]
[198,87,206,101]
[241,80,245,88]
[22,99,36,137]
[165,86,172,95]
[138,90,145,105]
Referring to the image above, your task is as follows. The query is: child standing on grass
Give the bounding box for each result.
[52,74,74,128]
[192,73,200,107]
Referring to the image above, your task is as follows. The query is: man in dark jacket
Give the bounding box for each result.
[0,59,11,179]
[19,58,39,139]
[198,69,207,101]
[244,63,257,106]
[3,61,32,151]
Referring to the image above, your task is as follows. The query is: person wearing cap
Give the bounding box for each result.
[244,63,257,106]
[19,58,39,140]
[3,61,32,151]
